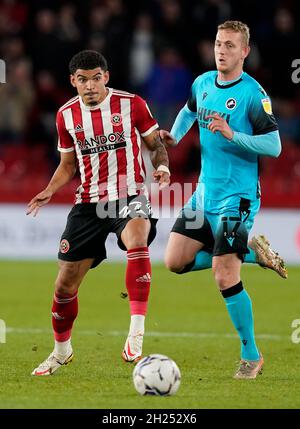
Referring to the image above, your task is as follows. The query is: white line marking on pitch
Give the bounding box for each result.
[6,327,285,340]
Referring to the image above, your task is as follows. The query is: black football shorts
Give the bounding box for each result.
[171,197,257,258]
[58,194,157,268]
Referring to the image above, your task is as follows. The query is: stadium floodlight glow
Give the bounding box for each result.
[0,59,6,83]
[0,319,6,344]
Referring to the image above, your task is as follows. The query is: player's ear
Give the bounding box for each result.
[103,70,110,85]
[242,45,250,60]
[70,74,76,88]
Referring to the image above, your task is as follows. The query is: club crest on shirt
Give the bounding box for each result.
[261,97,272,115]
[60,239,70,254]
[111,113,122,126]
[225,98,237,110]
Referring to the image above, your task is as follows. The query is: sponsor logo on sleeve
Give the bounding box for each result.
[261,97,272,114]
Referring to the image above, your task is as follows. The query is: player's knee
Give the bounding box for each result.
[55,264,80,295]
[213,255,241,289]
[213,271,228,289]
[212,262,226,288]
[55,279,78,296]
[213,265,239,289]
[125,234,148,250]
[164,255,184,273]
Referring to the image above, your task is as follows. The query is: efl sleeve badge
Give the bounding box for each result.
[261,97,272,115]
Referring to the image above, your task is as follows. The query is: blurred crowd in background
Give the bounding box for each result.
[0,0,300,206]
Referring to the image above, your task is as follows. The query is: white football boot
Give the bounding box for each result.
[122,333,143,363]
[31,350,73,376]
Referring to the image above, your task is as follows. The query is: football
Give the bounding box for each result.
[132,354,181,396]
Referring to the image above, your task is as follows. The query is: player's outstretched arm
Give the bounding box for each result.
[159,105,198,149]
[170,104,197,144]
[26,151,77,217]
[143,130,171,189]
[159,129,177,147]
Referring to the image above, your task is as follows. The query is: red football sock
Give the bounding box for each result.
[126,247,151,316]
[51,291,78,342]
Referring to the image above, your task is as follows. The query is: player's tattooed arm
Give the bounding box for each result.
[144,130,169,169]
[143,130,171,188]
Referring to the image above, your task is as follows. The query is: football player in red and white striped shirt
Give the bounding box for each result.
[27,50,172,376]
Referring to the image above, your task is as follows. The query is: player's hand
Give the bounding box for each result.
[26,189,53,217]
[159,129,177,147]
[153,170,171,189]
[206,114,234,140]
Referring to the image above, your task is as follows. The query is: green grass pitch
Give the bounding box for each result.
[0,261,300,409]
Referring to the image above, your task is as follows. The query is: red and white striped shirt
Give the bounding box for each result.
[56,88,159,203]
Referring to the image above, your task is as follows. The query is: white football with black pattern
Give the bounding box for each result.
[133,354,181,396]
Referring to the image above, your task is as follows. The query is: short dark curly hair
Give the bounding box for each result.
[69,50,108,74]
